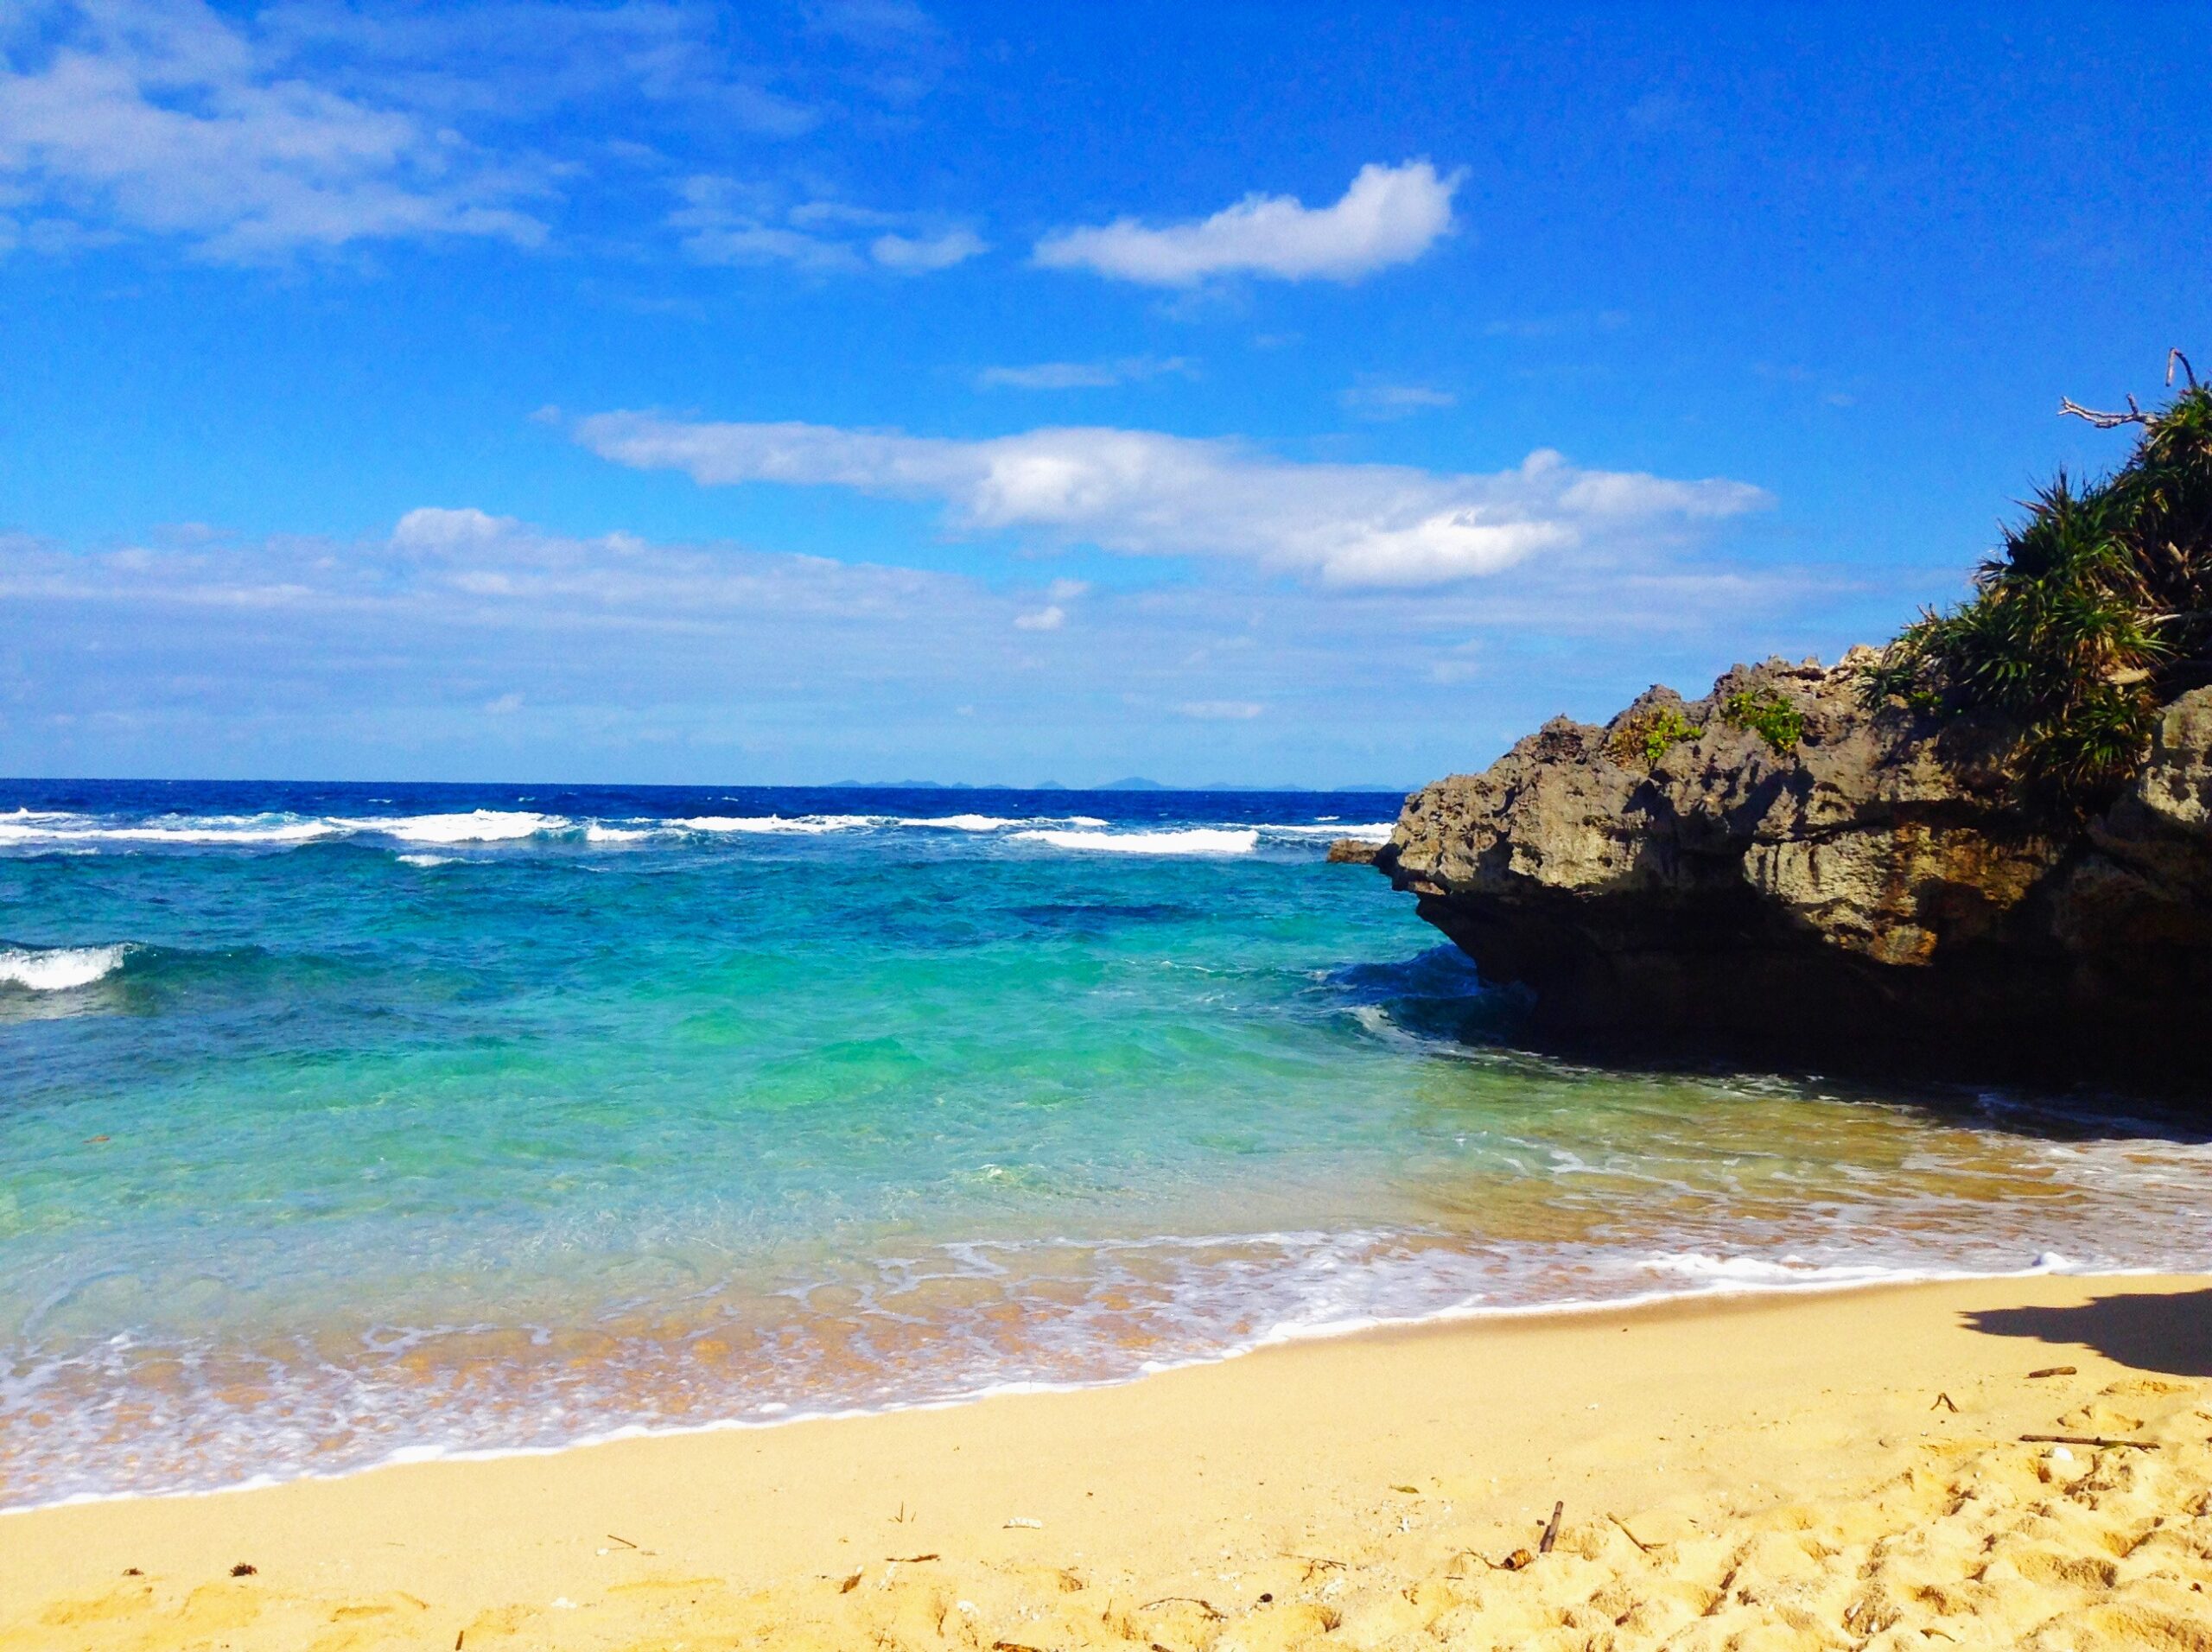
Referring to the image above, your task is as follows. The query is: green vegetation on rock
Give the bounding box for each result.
[1720,687,1805,754]
[1608,704,1704,768]
[1864,355,2212,810]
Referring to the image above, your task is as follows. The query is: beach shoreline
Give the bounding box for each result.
[0,1258,2130,1522]
[6,1270,2208,1649]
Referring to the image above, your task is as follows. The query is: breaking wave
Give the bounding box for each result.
[0,804,1378,859]
[1013,827,1261,855]
[341,811,564,844]
[671,814,879,835]
[0,943,130,991]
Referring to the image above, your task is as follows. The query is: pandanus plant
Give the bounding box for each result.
[1864,352,2212,811]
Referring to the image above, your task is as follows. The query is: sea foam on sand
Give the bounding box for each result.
[4,1274,2207,1651]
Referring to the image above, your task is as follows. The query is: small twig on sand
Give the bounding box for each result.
[2022,1433,2158,1451]
[604,1534,638,1550]
[1140,1597,1224,1621]
[1607,1512,1652,1554]
[890,1553,939,1563]
[1539,1500,1564,1555]
[2027,1366,2077,1379]
[1931,1391,1959,1413]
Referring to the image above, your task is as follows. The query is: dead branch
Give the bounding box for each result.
[2059,394,2149,429]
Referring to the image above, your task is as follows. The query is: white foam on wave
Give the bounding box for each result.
[673,815,878,835]
[1261,822,1395,842]
[0,944,130,991]
[583,823,655,843]
[395,853,456,867]
[2,1236,2147,1516]
[1637,1253,1927,1287]
[897,814,1113,833]
[0,814,338,847]
[1013,827,1260,855]
[343,811,566,844]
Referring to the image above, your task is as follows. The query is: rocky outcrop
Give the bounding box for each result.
[1376,655,2212,1083]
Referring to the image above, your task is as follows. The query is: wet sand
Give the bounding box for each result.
[5,1273,2210,1650]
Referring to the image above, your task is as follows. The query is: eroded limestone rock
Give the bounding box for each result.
[1378,661,2212,1081]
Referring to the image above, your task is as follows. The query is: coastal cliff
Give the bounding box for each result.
[1375,657,2212,1081]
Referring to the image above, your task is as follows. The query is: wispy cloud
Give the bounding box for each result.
[870,226,987,270]
[0,1,956,262]
[0,505,1871,785]
[255,2,821,136]
[674,175,983,273]
[1033,160,1461,287]
[1341,382,1457,420]
[804,0,940,51]
[1484,308,1630,340]
[976,356,1194,391]
[572,411,1769,588]
[0,0,546,261]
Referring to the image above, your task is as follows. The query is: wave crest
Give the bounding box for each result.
[0,943,130,991]
[1012,827,1259,855]
[672,815,878,836]
[342,811,566,844]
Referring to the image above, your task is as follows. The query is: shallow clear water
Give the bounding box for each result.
[3,779,2209,1509]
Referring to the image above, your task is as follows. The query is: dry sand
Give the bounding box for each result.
[5,1273,2211,1650]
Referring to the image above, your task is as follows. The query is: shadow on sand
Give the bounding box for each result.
[1964,1287,2212,1380]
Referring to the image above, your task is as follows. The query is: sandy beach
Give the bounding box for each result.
[4,1272,2209,1651]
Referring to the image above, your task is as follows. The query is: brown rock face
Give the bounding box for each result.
[1376,658,2212,1083]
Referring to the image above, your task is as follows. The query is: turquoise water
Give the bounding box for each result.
[5,781,2211,1509]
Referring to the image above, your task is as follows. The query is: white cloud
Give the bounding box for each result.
[0,506,1891,785]
[1033,161,1461,287]
[1014,604,1065,631]
[0,0,546,260]
[869,226,986,270]
[675,175,981,274]
[572,412,1769,588]
[0,2,959,262]
[393,505,521,550]
[977,356,1193,391]
[253,3,822,137]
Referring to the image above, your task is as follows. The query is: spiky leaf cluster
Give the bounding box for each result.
[1864,375,2212,810]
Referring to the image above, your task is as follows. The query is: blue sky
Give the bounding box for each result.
[0,2,2204,786]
